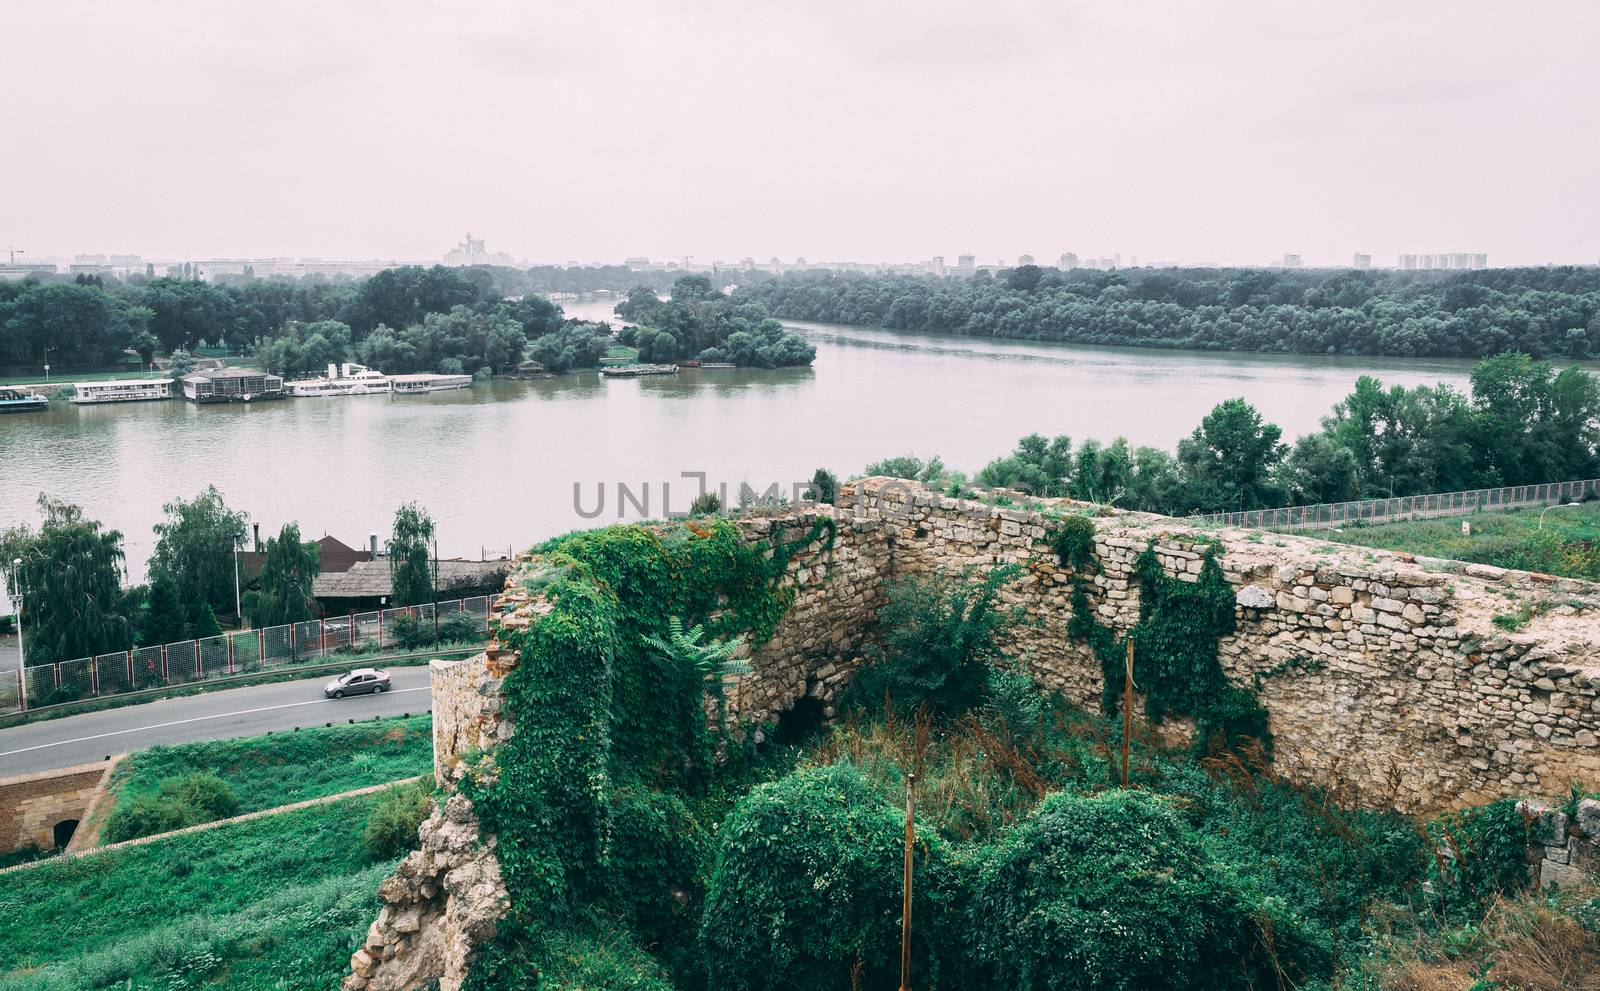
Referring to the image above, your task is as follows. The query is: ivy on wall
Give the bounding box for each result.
[1065,537,1271,756]
[461,515,833,988]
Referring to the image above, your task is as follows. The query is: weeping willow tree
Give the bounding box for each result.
[245,523,319,628]
[387,503,435,607]
[0,495,132,664]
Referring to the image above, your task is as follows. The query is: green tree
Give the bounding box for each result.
[977,433,1073,497]
[387,503,435,607]
[804,467,838,504]
[166,348,197,378]
[189,603,223,639]
[131,330,160,367]
[1279,433,1360,504]
[1176,398,1286,512]
[246,523,318,628]
[0,496,131,664]
[140,576,189,645]
[148,486,248,617]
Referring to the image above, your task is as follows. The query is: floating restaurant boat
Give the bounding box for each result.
[71,378,175,404]
[287,363,392,397]
[180,368,286,403]
[600,364,679,378]
[389,372,474,394]
[0,387,49,413]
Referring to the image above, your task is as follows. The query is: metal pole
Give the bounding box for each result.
[9,560,25,709]
[1122,636,1134,788]
[233,543,243,626]
[899,771,917,991]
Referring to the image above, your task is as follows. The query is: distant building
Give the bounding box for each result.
[1398,254,1418,270]
[1352,253,1371,269]
[180,368,285,403]
[624,256,651,269]
[956,254,976,274]
[312,557,510,613]
[1059,252,1078,270]
[931,255,945,276]
[1281,252,1303,268]
[443,233,514,267]
[1017,254,1035,266]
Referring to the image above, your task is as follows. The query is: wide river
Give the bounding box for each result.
[0,296,1503,605]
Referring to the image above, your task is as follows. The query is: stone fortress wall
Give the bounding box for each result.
[349,479,1600,990]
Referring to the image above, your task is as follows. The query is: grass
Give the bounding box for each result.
[0,368,156,387]
[602,344,641,366]
[0,792,401,991]
[1300,502,1600,580]
[104,713,433,825]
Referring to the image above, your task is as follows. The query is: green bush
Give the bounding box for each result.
[387,611,432,649]
[964,789,1304,991]
[700,763,954,991]
[437,609,482,643]
[848,564,1021,718]
[1427,798,1532,913]
[361,778,433,860]
[1049,513,1099,571]
[103,771,241,843]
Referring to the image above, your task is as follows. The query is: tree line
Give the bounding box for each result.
[859,352,1600,516]
[0,265,618,378]
[0,493,455,672]
[615,275,816,368]
[738,266,1600,359]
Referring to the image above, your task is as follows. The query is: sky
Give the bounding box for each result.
[4,0,1598,268]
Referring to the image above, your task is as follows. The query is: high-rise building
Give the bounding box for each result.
[1282,252,1303,268]
[1017,254,1035,266]
[931,255,946,276]
[1059,252,1078,270]
[956,254,976,274]
[1352,253,1371,269]
[1398,254,1418,270]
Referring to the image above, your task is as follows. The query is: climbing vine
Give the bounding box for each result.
[1067,540,1271,756]
[461,515,832,988]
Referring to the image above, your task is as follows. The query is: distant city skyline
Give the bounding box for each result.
[4,1,1596,270]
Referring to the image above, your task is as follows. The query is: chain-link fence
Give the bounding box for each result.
[2,595,494,715]
[1188,478,1600,532]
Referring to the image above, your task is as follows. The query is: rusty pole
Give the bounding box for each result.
[1122,635,1134,788]
[900,770,917,991]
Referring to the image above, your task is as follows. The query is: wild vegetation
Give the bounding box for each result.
[739,265,1600,359]
[615,275,816,367]
[445,520,1597,990]
[854,352,1600,516]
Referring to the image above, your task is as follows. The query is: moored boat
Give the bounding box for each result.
[287,363,393,397]
[389,373,473,394]
[0,387,49,413]
[71,378,175,404]
[600,364,679,378]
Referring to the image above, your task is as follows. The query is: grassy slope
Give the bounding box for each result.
[1302,502,1600,579]
[0,793,396,991]
[106,714,433,822]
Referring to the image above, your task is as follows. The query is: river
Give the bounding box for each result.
[0,296,1496,606]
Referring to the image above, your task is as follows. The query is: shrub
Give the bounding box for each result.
[1427,799,1532,913]
[1049,514,1099,572]
[361,778,433,860]
[386,611,433,649]
[689,491,722,515]
[700,763,954,991]
[848,564,1022,718]
[103,771,241,842]
[436,609,482,643]
[965,789,1305,990]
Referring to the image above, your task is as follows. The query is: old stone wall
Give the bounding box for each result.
[0,761,112,855]
[1521,797,1600,890]
[357,480,1600,989]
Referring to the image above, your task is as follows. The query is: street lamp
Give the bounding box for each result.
[233,539,244,627]
[1539,501,1582,530]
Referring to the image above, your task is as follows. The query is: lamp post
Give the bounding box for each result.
[9,557,25,691]
[1538,501,1582,530]
[233,539,244,627]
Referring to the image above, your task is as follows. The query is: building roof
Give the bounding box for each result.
[312,558,508,601]
[238,534,372,583]
[182,368,281,382]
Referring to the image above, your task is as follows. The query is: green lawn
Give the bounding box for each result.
[1305,501,1600,579]
[0,368,159,387]
[0,792,398,991]
[106,714,433,822]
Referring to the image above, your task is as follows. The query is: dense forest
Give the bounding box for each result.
[739,266,1600,359]
[614,276,815,367]
[864,352,1600,515]
[0,266,613,377]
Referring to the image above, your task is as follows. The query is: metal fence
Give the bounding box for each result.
[0,595,495,715]
[1188,478,1600,532]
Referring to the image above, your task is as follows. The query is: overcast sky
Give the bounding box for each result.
[5,0,1597,267]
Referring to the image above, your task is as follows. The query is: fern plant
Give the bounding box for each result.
[641,616,750,703]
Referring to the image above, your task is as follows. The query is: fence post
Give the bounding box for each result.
[161,643,169,680]
[127,649,133,688]
[378,610,384,649]
[227,633,235,675]
[349,611,356,648]
[17,670,25,712]
[91,655,99,696]
[259,628,265,665]
[194,640,201,678]
[320,617,327,655]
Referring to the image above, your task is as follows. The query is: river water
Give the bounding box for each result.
[0,296,1495,605]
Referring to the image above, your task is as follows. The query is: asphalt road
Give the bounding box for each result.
[0,666,434,777]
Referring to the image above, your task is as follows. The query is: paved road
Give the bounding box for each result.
[0,666,434,777]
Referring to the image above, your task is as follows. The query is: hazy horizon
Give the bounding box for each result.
[5,0,1598,268]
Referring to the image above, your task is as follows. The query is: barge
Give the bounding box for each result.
[389,373,473,394]
[0,388,49,413]
[600,364,679,378]
[180,369,286,403]
[71,378,175,404]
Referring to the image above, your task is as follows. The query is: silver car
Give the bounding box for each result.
[324,668,391,699]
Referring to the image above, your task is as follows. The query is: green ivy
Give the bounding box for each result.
[462,516,830,988]
[1049,513,1100,573]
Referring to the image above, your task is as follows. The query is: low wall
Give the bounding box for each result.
[0,761,113,855]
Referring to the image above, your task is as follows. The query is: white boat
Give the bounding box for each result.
[287,363,392,397]
[71,378,175,404]
[389,373,473,394]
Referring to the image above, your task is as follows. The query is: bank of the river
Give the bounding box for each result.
[0,295,1512,608]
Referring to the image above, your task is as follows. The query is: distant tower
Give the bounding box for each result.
[1352,253,1371,269]
[1017,254,1035,266]
[1059,252,1078,270]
